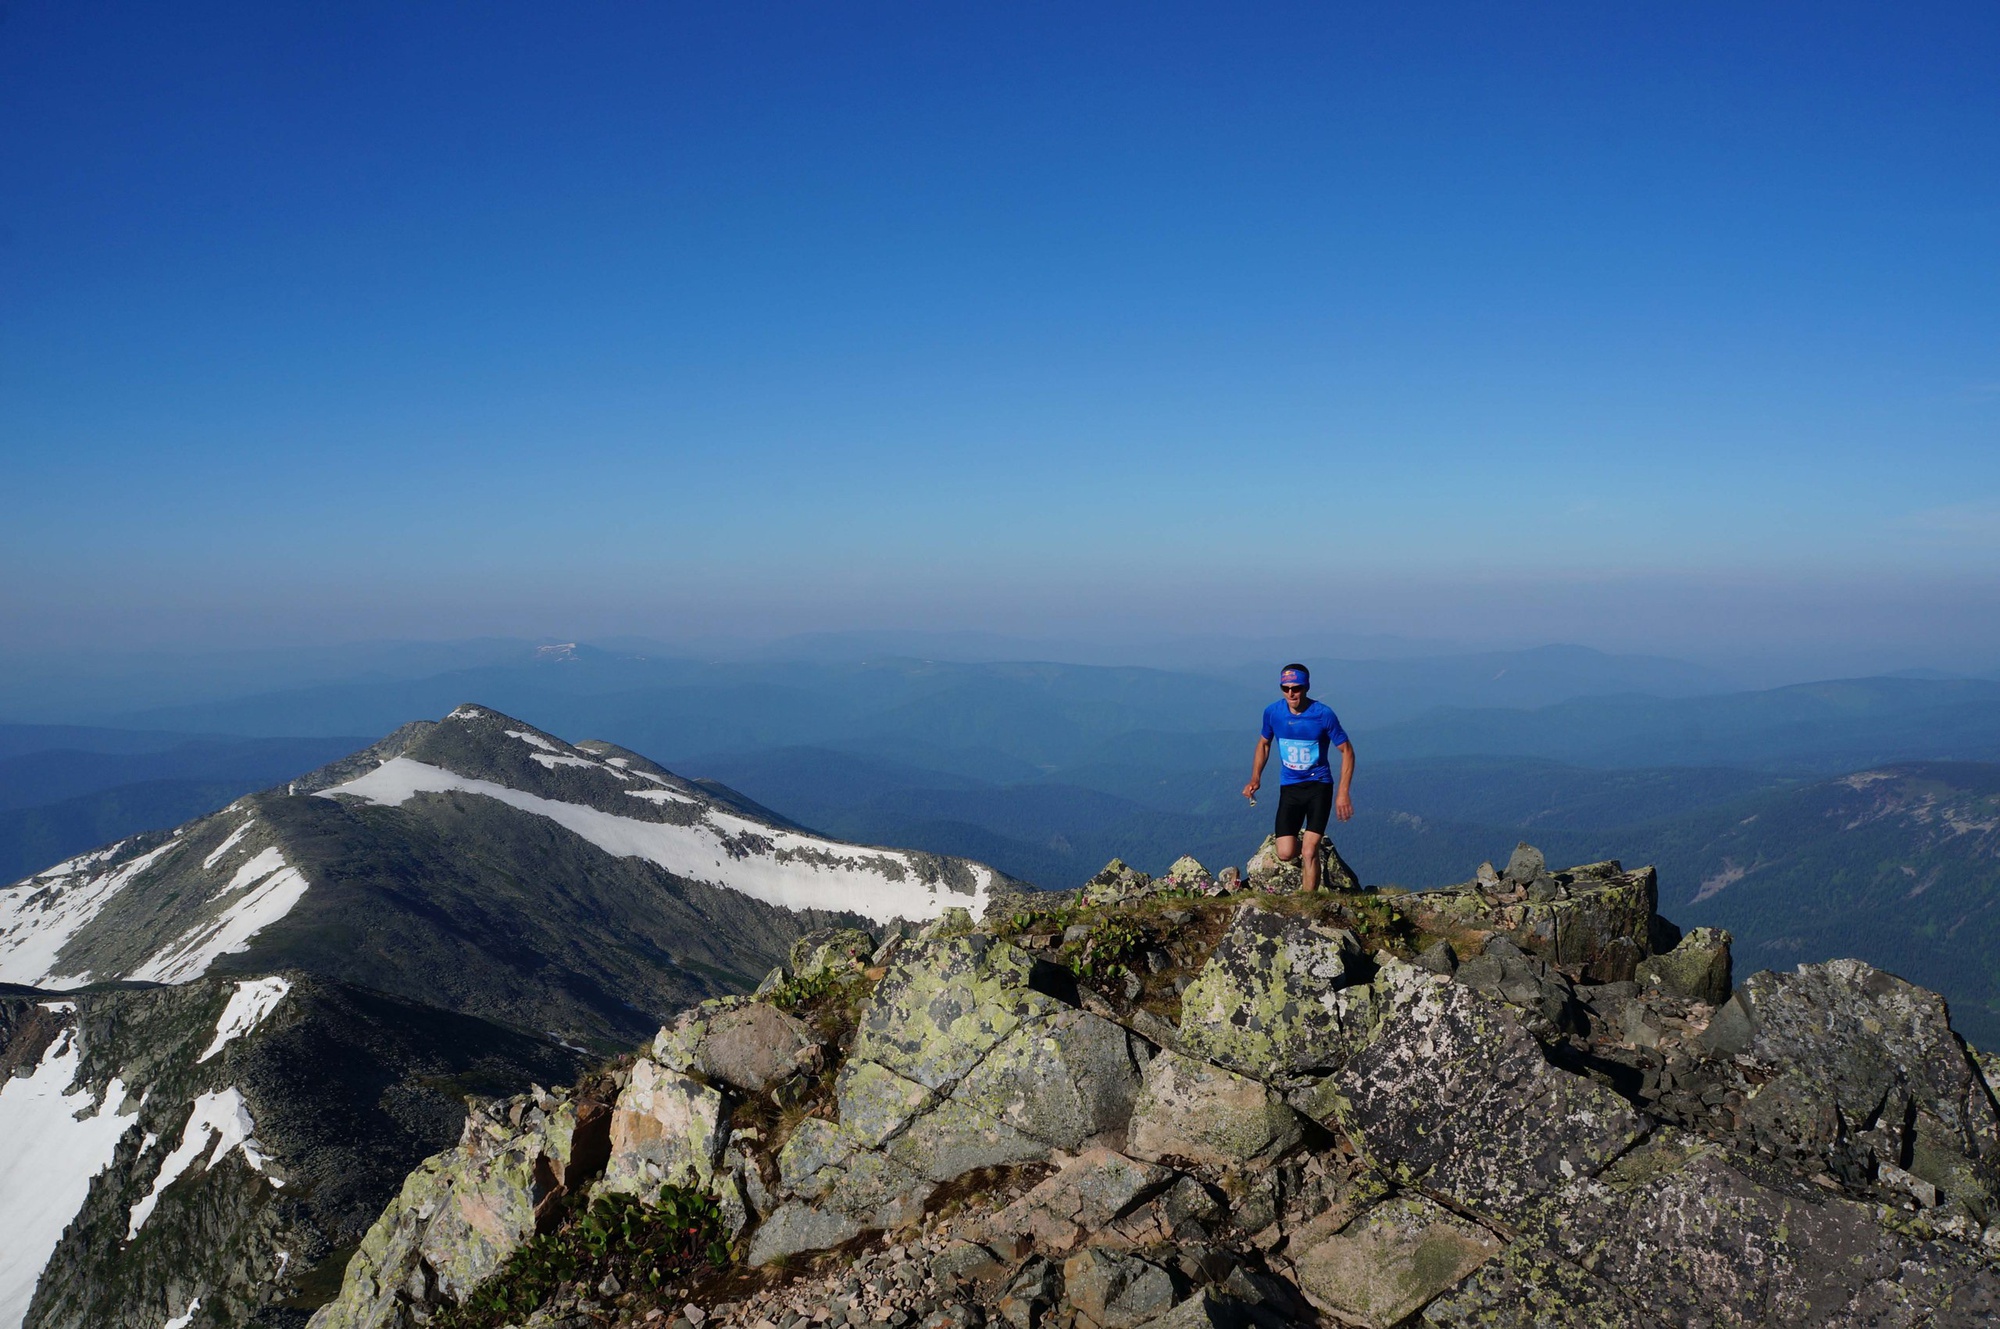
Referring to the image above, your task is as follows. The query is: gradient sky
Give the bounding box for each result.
[4,2,1998,668]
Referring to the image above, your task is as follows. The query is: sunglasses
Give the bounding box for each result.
[1280,684,1307,693]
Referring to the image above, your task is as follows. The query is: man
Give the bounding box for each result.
[1242,663,1355,891]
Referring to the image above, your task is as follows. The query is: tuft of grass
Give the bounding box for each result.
[429,1184,729,1329]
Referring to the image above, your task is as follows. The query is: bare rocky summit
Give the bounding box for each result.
[309,847,2000,1329]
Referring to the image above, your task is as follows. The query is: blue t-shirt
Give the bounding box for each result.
[1261,700,1348,785]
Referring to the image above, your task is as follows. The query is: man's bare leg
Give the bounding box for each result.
[1276,835,1299,865]
[1300,830,1324,891]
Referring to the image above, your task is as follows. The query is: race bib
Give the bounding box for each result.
[1278,736,1320,771]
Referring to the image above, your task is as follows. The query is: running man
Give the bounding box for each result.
[1242,663,1356,891]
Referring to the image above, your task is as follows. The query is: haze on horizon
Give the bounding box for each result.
[4,2,1998,677]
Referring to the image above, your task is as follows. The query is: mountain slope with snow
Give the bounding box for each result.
[0,704,1013,1046]
[0,975,583,1329]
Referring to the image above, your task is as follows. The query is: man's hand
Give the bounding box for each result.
[1242,779,1261,803]
[1335,789,1354,822]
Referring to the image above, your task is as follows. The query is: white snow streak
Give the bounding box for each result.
[197,978,293,1063]
[0,1030,135,1329]
[0,841,176,987]
[201,819,254,871]
[626,788,698,808]
[530,753,603,770]
[162,1297,201,1329]
[126,1088,279,1239]
[505,729,558,752]
[130,849,311,985]
[221,846,286,895]
[320,757,991,924]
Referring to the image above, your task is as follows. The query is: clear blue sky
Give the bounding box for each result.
[4,2,1998,669]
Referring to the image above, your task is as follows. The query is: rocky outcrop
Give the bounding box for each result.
[1407,854,1659,983]
[306,1086,611,1329]
[310,844,2000,1329]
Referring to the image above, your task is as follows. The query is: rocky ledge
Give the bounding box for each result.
[309,841,2000,1329]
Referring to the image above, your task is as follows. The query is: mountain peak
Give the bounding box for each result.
[1,704,1014,1047]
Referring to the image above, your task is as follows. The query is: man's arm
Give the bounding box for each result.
[1334,740,1356,821]
[1243,736,1271,801]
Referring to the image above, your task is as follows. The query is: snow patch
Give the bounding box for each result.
[198,978,293,1063]
[201,819,255,871]
[163,1297,200,1329]
[530,753,602,770]
[130,850,311,984]
[318,757,992,924]
[221,846,287,896]
[0,842,177,987]
[448,706,490,721]
[0,1031,136,1329]
[126,1088,279,1239]
[627,788,698,808]
[505,729,559,752]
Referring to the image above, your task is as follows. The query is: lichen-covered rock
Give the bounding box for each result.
[1177,904,1365,1080]
[1699,958,2000,1220]
[1084,859,1155,905]
[1289,1194,1502,1329]
[746,1200,865,1266]
[1315,962,1644,1216]
[655,997,821,1093]
[838,934,1144,1152]
[596,1056,725,1197]
[952,1007,1148,1149]
[983,1148,1174,1249]
[880,1093,1049,1180]
[776,1116,936,1226]
[1406,860,1657,983]
[790,927,876,982]
[1127,1050,1303,1168]
[307,1090,609,1328]
[1450,935,1585,1038]
[1516,1132,2000,1326]
[1421,1238,1665,1328]
[851,935,1060,1089]
[1061,1248,1177,1329]
[1244,834,1359,893]
[1635,926,1732,1005]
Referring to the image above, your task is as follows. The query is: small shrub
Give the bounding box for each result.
[1065,913,1148,982]
[430,1184,729,1329]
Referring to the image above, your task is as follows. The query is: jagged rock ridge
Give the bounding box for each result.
[315,849,2000,1329]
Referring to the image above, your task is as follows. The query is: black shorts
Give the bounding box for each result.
[1275,781,1333,838]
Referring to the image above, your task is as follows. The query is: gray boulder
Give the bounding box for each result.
[1700,958,2000,1218]
[791,927,876,982]
[655,997,822,1093]
[597,1054,727,1197]
[983,1148,1174,1250]
[1127,1050,1304,1169]
[1061,1248,1178,1329]
[1176,904,1366,1080]
[1515,1131,2000,1326]
[1634,926,1732,1005]
[1289,1194,1502,1329]
[1314,962,1644,1217]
